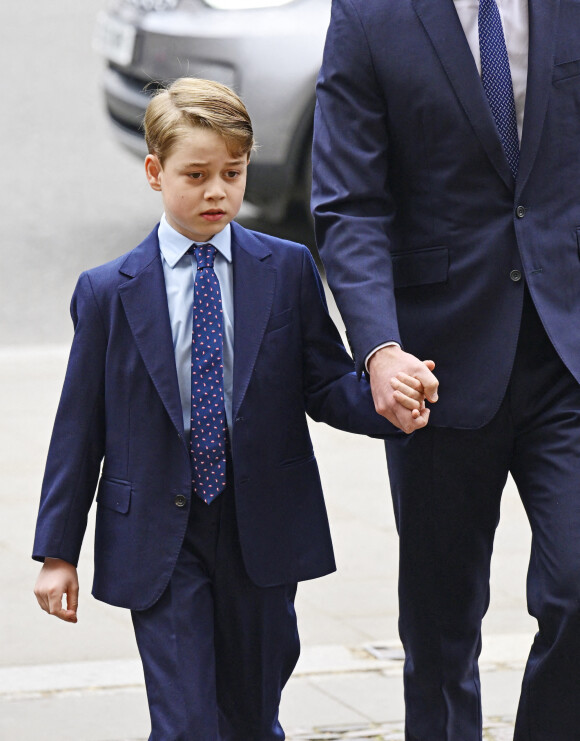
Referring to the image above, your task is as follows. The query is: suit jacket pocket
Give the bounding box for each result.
[265,307,293,333]
[553,58,580,84]
[97,477,132,514]
[392,246,449,289]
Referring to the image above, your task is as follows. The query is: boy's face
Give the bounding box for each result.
[145,127,248,243]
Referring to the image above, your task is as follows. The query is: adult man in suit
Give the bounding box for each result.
[312,1,580,738]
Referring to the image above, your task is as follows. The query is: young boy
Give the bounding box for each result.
[33,78,430,740]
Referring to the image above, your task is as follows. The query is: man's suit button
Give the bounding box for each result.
[174,494,187,508]
[510,270,522,282]
[516,205,526,218]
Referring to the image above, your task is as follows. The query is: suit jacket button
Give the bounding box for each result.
[510,269,522,282]
[174,494,187,508]
[516,205,526,218]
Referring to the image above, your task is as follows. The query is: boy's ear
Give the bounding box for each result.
[145,154,162,191]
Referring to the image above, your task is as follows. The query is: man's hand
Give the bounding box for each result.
[34,558,79,623]
[368,345,439,433]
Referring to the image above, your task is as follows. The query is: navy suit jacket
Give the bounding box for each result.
[33,221,393,610]
[313,0,580,429]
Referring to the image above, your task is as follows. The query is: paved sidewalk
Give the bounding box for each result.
[0,636,525,739]
[0,635,526,739]
[0,345,535,739]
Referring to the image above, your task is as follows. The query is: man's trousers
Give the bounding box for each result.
[386,288,580,740]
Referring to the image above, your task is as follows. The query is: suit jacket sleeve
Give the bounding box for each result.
[312,0,401,374]
[300,247,397,437]
[32,272,107,565]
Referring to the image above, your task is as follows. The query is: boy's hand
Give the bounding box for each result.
[368,346,438,434]
[34,558,79,623]
[390,362,436,418]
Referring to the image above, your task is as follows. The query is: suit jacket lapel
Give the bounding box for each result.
[517,0,560,195]
[412,0,514,190]
[118,228,185,438]
[231,222,276,421]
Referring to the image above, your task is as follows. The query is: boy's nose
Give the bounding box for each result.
[204,179,226,199]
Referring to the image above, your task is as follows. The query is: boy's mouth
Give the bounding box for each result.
[201,209,225,221]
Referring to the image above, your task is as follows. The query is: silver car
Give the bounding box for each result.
[94,0,330,220]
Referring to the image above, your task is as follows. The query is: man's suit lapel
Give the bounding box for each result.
[231,221,276,421]
[517,0,560,195]
[412,0,514,191]
[118,228,185,439]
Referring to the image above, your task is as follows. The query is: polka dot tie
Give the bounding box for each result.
[189,243,227,504]
[479,0,520,180]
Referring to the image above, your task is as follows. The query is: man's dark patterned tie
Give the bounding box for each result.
[479,0,520,179]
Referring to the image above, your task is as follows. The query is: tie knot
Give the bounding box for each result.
[191,243,217,270]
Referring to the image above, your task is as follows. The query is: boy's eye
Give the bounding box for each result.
[225,170,240,179]
[188,172,203,179]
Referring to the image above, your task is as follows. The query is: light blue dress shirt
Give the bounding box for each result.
[158,214,235,436]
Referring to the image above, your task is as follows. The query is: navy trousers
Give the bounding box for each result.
[131,474,300,741]
[386,288,580,740]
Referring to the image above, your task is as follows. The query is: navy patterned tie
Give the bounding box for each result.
[479,0,520,179]
[189,243,227,504]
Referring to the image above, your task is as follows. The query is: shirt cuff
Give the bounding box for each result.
[364,342,401,373]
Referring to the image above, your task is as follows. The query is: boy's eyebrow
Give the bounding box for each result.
[183,159,247,168]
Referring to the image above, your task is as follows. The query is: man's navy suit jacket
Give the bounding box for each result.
[313,0,580,429]
[33,221,392,611]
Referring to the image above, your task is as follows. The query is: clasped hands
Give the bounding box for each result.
[368,346,439,434]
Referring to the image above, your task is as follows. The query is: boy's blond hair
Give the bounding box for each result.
[144,77,255,164]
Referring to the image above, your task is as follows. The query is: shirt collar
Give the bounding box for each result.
[158,213,232,268]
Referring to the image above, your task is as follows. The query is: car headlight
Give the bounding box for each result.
[202,0,295,9]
